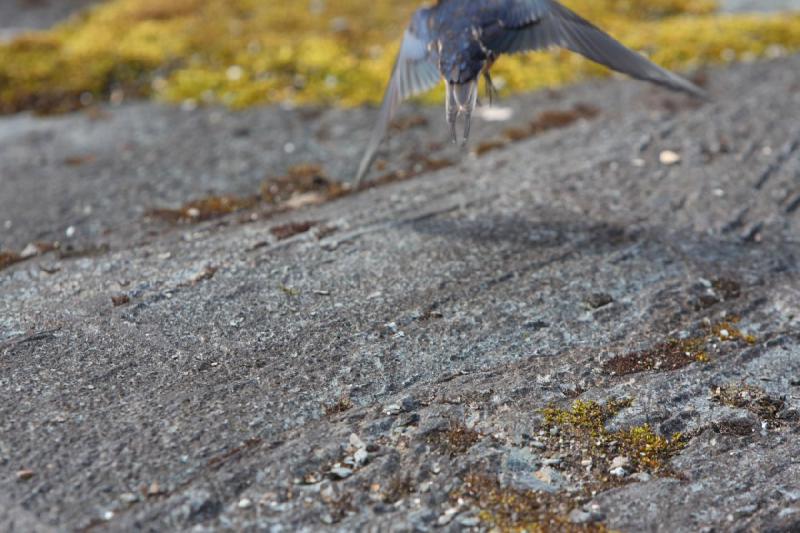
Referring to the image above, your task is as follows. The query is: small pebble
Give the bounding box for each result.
[354,448,368,467]
[610,456,630,469]
[20,243,39,259]
[330,467,353,479]
[383,403,401,415]
[437,507,459,526]
[659,150,681,165]
[609,466,628,477]
[119,493,139,504]
[16,469,34,481]
[568,509,594,524]
[238,498,252,509]
[147,481,163,496]
[349,433,366,450]
[458,516,481,527]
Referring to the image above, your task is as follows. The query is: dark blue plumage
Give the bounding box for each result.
[355,0,706,183]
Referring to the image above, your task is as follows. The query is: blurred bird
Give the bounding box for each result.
[354,0,707,184]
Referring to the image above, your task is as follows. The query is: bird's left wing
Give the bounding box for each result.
[482,0,706,99]
[354,10,441,184]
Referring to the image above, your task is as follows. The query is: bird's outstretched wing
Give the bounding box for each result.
[354,10,441,185]
[484,0,707,98]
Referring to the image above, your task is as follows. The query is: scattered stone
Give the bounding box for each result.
[659,150,681,165]
[119,492,139,504]
[569,509,595,524]
[631,472,652,482]
[778,487,800,502]
[458,515,481,527]
[504,447,541,472]
[401,396,420,411]
[610,456,630,470]
[734,504,757,518]
[609,466,628,478]
[329,466,353,479]
[349,433,366,450]
[513,472,560,494]
[111,293,131,307]
[16,469,34,481]
[534,466,561,485]
[147,481,164,496]
[20,243,40,259]
[437,507,459,526]
[235,498,252,510]
[353,448,368,467]
[585,292,614,309]
[320,484,336,503]
[383,403,401,416]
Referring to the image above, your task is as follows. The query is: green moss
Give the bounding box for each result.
[2,0,800,114]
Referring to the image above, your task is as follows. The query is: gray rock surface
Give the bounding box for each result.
[0,0,100,42]
[2,51,800,532]
[722,0,800,12]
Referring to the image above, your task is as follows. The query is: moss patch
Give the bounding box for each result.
[3,1,800,114]
[711,383,785,427]
[453,472,609,532]
[147,194,260,223]
[541,398,687,476]
[604,317,756,376]
[0,251,23,271]
[324,395,354,417]
[426,422,481,457]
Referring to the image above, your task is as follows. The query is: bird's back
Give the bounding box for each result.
[429,0,504,83]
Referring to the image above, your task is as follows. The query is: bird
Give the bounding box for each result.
[354,0,707,184]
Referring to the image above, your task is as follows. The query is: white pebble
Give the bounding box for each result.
[659,150,681,165]
[238,498,252,509]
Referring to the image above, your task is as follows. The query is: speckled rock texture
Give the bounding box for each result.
[2,37,800,533]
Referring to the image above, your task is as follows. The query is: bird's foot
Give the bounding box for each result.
[483,72,498,106]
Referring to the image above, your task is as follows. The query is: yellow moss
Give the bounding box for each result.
[454,472,609,532]
[542,399,686,473]
[2,0,800,113]
[710,320,757,344]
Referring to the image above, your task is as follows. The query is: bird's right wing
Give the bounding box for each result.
[354,11,441,184]
[483,0,706,99]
